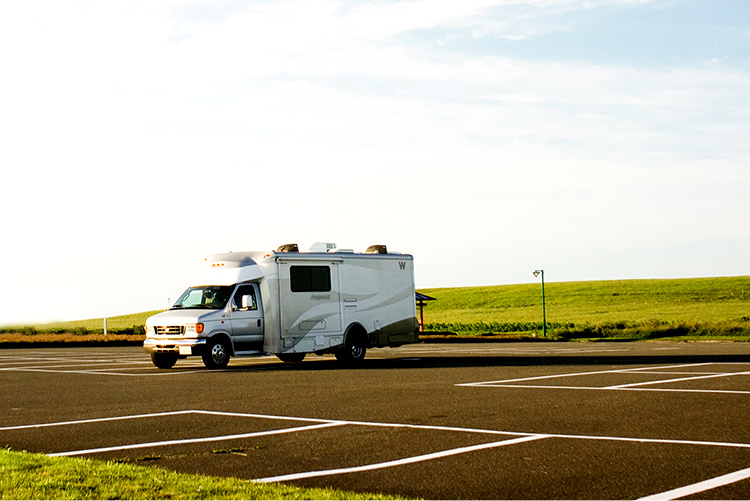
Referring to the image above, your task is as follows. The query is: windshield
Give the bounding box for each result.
[171,286,233,310]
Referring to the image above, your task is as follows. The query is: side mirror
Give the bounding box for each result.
[241,295,255,310]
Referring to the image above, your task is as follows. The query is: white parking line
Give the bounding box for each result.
[0,410,196,431]
[457,363,750,394]
[0,361,153,370]
[14,409,750,452]
[255,434,547,483]
[456,363,713,387]
[638,466,750,500]
[631,371,726,375]
[50,422,345,457]
[5,408,749,494]
[3,367,214,376]
[0,354,284,376]
[20,410,750,457]
[470,384,750,395]
[606,370,750,389]
[1,409,338,432]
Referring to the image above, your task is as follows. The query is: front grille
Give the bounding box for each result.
[155,326,184,336]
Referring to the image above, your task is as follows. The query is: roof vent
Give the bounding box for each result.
[365,244,388,254]
[276,243,299,253]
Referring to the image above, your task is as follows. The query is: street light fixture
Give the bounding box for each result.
[533,270,546,338]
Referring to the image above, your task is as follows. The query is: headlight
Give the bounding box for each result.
[185,323,204,334]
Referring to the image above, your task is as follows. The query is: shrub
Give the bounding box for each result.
[423,321,573,335]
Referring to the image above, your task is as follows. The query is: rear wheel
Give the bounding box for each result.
[335,331,367,364]
[202,338,230,369]
[277,353,306,363]
[151,353,177,369]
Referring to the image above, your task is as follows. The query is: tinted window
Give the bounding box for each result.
[290,266,331,292]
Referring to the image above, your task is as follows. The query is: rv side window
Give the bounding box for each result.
[290,266,331,292]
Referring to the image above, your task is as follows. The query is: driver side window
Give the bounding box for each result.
[233,285,257,311]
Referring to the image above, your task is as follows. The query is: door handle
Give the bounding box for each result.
[257,319,262,327]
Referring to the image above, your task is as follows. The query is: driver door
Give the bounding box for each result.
[229,283,264,352]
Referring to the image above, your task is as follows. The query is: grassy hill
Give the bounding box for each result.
[2,276,749,341]
[418,276,750,340]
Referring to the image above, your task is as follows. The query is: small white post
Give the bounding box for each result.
[103,317,108,335]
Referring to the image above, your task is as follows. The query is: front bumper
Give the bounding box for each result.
[143,337,207,356]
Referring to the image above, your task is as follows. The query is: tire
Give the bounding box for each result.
[277,353,306,363]
[335,331,367,364]
[151,353,177,369]
[202,337,230,369]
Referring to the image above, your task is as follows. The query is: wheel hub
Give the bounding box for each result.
[211,343,227,364]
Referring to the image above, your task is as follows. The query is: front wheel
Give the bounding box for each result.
[202,338,230,369]
[151,353,177,369]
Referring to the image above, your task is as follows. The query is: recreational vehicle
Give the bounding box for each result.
[144,243,419,369]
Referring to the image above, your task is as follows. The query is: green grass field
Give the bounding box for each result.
[418,276,750,340]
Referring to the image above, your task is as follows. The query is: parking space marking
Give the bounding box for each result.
[0,345,695,377]
[606,370,750,389]
[255,434,548,483]
[11,410,750,452]
[2,367,214,376]
[458,363,711,386]
[50,422,345,457]
[5,408,750,497]
[458,363,750,395]
[0,353,284,376]
[465,385,750,395]
[638,466,750,501]
[0,362,153,371]
[0,410,195,431]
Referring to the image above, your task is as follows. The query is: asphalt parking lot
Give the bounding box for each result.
[2,341,750,499]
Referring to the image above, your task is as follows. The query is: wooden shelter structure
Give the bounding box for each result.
[415,292,437,332]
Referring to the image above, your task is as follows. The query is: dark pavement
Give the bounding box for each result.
[1,341,750,499]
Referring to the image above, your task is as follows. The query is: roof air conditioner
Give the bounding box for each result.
[309,242,337,252]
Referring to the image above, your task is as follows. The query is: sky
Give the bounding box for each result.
[1,0,749,325]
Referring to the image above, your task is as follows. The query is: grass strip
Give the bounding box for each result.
[422,319,750,341]
[0,448,401,500]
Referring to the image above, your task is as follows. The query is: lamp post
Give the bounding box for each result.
[533,270,546,338]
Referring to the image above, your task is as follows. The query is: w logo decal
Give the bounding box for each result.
[398,261,406,270]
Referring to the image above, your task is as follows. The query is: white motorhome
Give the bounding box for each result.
[144,243,419,369]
